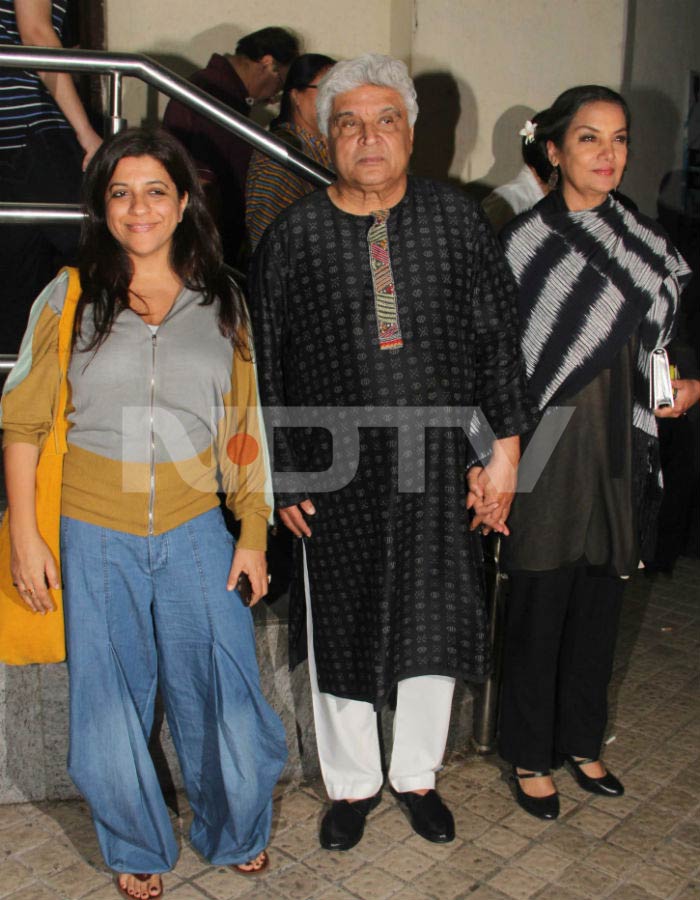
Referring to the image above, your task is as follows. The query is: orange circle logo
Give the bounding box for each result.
[226,433,259,466]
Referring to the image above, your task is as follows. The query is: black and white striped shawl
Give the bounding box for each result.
[502,192,691,555]
[502,192,691,439]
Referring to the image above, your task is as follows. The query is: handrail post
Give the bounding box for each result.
[472,534,508,754]
[0,45,335,187]
[0,45,335,377]
[108,71,127,135]
[0,46,335,186]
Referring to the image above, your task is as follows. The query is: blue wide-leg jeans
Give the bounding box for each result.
[61,508,287,873]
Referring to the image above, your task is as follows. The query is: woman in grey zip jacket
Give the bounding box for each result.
[1,128,287,898]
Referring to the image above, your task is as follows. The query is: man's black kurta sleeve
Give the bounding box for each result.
[468,203,539,444]
[248,221,310,509]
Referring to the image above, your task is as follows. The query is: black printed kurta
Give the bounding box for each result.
[249,177,535,708]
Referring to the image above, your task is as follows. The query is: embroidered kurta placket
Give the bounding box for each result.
[368,209,403,350]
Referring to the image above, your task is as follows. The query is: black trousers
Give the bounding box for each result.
[0,130,83,353]
[650,415,698,570]
[498,566,625,772]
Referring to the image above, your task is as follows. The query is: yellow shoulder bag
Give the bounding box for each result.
[0,266,81,664]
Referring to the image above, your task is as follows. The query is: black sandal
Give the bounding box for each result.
[511,767,559,820]
[565,756,624,796]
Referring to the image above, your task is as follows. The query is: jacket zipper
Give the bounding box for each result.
[148,332,157,536]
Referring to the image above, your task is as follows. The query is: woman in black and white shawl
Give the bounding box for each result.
[496,85,691,821]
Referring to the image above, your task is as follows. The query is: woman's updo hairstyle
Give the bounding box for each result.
[536,85,630,150]
[521,109,554,184]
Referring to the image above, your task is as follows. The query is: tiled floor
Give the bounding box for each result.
[0,558,698,900]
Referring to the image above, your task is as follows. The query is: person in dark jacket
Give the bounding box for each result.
[162,26,298,266]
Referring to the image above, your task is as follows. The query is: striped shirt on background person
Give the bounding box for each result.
[246,122,331,249]
[0,0,71,152]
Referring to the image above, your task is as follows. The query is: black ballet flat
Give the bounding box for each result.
[565,756,624,797]
[511,767,559,820]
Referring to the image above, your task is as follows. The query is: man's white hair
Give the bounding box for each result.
[316,53,418,137]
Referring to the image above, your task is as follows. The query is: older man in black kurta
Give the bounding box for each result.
[250,54,534,851]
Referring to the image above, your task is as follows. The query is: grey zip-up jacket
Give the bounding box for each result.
[1,269,273,548]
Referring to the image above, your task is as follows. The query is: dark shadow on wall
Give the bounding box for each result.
[141,22,297,127]
[622,87,681,216]
[144,53,199,126]
[624,86,700,567]
[146,52,199,82]
[620,0,638,91]
[148,22,249,82]
[411,71,478,199]
[473,104,536,200]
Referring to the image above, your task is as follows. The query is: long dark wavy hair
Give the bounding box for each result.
[76,127,248,353]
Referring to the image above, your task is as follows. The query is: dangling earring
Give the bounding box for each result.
[547,166,559,190]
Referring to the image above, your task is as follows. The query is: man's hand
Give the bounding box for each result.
[655,379,700,418]
[466,435,520,536]
[279,499,316,538]
[15,0,103,168]
[227,547,268,606]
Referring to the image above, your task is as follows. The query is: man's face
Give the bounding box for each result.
[256,54,289,102]
[328,85,414,194]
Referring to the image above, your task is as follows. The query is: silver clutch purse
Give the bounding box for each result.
[650,347,674,410]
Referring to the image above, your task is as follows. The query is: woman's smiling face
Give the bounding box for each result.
[548,101,629,211]
[104,155,188,262]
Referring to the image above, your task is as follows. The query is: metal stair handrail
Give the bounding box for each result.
[0,45,335,226]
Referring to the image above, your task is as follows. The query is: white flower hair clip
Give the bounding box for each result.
[519,120,536,144]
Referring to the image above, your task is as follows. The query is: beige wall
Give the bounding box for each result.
[623,0,700,215]
[410,0,626,191]
[105,0,700,215]
[105,1,395,125]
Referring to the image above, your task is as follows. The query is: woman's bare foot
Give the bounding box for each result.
[116,873,163,899]
[231,849,269,875]
[515,768,556,797]
[573,757,607,778]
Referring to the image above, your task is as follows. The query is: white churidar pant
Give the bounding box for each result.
[303,546,455,800]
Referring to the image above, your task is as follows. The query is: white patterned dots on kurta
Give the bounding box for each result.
[250,179,539,708]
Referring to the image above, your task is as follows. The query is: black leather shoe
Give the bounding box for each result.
[319,793,381,851]
[392,788,455,843]
[566,756,624,797]
[512,768,559,820]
